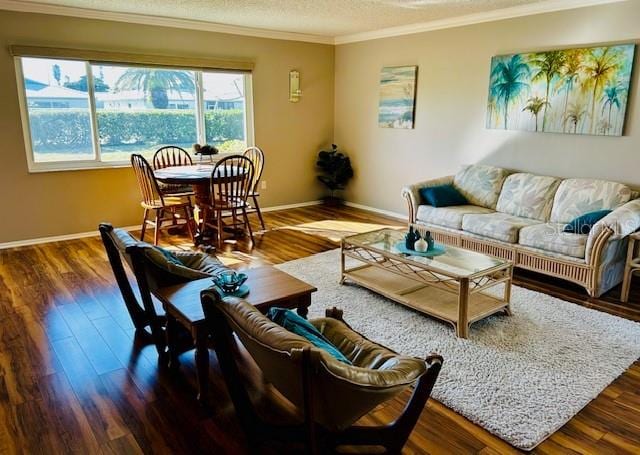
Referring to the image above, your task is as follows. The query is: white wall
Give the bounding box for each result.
[334,1,640,215]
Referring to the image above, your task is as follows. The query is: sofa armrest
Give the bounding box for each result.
[400,176,453,223]
[585,198,640,264]
[594,199,640,240]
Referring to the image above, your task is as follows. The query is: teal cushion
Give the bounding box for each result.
[420,184,468,207]
[563,210,612,234]
[266,308,352,365]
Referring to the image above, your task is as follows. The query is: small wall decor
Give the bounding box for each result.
[378,65,417,129]
[486,44,635,136]
[289,70,301,102]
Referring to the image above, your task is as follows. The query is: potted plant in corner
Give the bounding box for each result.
[316,144,354,206]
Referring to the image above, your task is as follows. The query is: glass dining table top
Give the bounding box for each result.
[344,228,510,278]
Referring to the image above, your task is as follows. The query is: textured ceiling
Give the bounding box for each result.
[18,0,551,37]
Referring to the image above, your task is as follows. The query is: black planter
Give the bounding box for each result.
[323,196,343,207]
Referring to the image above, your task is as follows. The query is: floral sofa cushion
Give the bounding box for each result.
[453,164,510,209]
[550,178,632,224]
[518,223,588,259]
[496,173,561,221]
[461,212,539,243]
[416,204,494,230]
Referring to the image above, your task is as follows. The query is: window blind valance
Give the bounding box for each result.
[9,45,254,72]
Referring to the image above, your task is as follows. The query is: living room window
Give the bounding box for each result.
[16,56,253,172]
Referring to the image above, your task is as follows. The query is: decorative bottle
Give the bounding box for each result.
[414,236,429,253]
[425,231,434,250]
[405,226,418,250]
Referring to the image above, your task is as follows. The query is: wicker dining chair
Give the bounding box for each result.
[243,146,266,230]
[152,146,195,197]
[200,155,255,248]
[130,154,195,245]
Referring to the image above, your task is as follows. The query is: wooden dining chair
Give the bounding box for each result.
[200,155,255,248]
[243,146,266,230]
[152,146,195,197]
[130,154,195,245]
[153,145,193,169]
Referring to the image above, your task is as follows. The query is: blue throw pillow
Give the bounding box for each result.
[419,184,468,207]
[563,210,612,234]
[266,308,352,365]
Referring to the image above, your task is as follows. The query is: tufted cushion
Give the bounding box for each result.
[550,179,632,224]
[109,227,227,282]
[416,204,494,230]
[496,173,560,221]
[519,223,588,259]
[208,294,430,432]
[173,251,229,276]
[462,212,539,243]
[453,164,510,209]
[142,247,223,281]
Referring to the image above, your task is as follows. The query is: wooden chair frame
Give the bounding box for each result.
[153,145,193,169]
[131,153,195,245]
[201,291,443,454]
[200,155,255,248]
[100,223,185,357]
[99,223,152,335]
[243,146,266,230]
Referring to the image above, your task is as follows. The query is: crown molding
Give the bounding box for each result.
[0,0,334,45]
[0,0,628,46]
[334,0,629,45]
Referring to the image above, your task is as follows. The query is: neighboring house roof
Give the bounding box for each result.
[25,85,88,99]
[25,83,243,103]
[25,78,48,91]
[204,88,243,103]
[95,89,195,102]
[95,89,242,103]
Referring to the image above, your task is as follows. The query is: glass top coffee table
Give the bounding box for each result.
[341,228,513,338]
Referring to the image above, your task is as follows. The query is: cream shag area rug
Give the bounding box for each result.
[275,250,640,451]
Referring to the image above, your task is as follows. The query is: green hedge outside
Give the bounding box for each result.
[27,108,244,152]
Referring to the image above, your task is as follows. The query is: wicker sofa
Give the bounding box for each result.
[401,164,640,297]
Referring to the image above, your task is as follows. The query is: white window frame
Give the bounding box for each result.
[15,57,254,173]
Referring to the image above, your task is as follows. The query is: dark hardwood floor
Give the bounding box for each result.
[1,205,639,454]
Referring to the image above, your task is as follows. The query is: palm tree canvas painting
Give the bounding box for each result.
[486,44,635,136]
[379,66,418,129]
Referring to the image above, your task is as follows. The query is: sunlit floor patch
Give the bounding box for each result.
[276,220,399,242]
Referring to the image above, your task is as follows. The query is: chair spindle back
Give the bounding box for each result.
[242,146,264,193]
[131,154,163,207]
[153,146,193,169]
[210,155,254,210]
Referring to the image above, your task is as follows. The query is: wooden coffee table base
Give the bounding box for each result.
[341,234,513,339]
[154,266,316,404]
[342,265,511,338]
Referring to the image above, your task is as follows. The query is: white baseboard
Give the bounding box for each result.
[261,200,322,212]
[0,224,141,250]
[0,200,406,250]
[0,200,324,250]
[343,201,407,221]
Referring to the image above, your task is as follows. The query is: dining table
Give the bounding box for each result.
[154,164,246,244]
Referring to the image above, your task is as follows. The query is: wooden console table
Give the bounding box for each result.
[154,266,316,404]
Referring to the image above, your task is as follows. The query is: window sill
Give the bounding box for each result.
[27,160,131,173]
[27,152,243,173]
